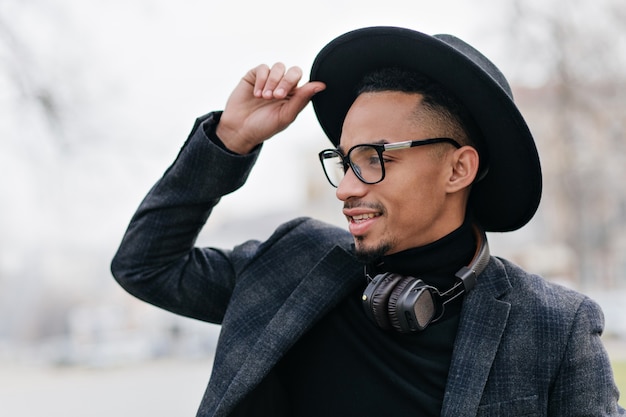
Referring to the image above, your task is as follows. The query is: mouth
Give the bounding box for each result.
[343,203,384,224]
[343,207,383,238]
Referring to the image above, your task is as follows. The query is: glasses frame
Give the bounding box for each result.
[318,138,462,188]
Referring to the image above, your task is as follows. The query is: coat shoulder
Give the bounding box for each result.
[233,217,352,258]
[497,257,593,307]
[485,256,604,333]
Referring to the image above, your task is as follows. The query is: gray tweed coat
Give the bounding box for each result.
[111,113,624,416]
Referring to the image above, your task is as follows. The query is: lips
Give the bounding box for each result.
[343,207,382,237]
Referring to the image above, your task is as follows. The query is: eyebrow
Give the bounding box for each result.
[337,139,389,153]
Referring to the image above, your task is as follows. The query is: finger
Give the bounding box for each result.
[262,62,287,99]
[251,64,270,98]
[280,81,326,119]
[273,66,303,99]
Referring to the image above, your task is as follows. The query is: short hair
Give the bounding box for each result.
[356,67,481,149]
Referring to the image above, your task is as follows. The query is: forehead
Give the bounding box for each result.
[338,91,434,150]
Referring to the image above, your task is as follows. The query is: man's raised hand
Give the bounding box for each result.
[216,63,326,154]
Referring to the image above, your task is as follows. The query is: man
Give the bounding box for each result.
[111,27,624,416]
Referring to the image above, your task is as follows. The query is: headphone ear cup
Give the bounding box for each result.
[363,273,438,332]
[387,276,417,332]
[364,273,402,330]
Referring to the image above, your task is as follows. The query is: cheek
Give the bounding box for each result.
[380,160,449,217]
[387,174,445,219]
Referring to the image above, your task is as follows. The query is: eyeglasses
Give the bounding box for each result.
[318,138,462,188]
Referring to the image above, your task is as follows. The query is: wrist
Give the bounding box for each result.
[215,121,256,155]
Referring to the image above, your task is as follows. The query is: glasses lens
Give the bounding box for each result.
[320,150,345,187]
[349,145,383,184]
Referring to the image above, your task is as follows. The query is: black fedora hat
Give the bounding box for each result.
[310,26,542,232]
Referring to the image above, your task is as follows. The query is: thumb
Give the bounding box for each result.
[284,81,326,116]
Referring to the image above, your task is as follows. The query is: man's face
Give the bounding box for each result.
[336,91,463,260]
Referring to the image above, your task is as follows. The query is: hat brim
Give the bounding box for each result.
[310,26,542,232]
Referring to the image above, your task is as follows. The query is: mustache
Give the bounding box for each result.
[343,200,385,212]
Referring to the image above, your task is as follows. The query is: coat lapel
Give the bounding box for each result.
[442,258,512,417]
[215,245,362,416]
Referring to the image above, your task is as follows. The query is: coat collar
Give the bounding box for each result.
[442,257,513,416]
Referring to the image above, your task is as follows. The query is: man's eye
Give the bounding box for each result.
[367,156,382,166]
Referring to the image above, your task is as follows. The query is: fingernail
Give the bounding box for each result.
[275,88,285,97]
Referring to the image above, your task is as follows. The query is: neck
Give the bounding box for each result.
[367,218,475,289]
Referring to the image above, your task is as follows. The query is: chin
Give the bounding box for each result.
[353,237,392,264]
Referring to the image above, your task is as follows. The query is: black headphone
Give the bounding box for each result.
[361,225,490,333]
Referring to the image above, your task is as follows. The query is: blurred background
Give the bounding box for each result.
[1,0,625,414]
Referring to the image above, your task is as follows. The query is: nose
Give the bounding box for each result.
[336,166,368,202]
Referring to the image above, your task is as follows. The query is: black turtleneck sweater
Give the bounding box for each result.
[276,220,476,416]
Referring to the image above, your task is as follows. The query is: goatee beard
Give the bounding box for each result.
[353,237,392,264]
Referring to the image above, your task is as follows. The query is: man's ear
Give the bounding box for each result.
[446,146,480,193]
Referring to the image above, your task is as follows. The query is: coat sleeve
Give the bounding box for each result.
[110,112,263,324]
[548,296,625,416]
